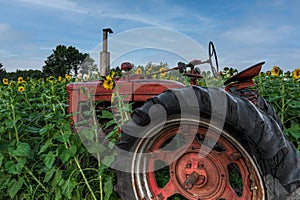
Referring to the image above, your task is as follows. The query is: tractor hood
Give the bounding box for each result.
[66,79,184,125]
[66,79,184,102]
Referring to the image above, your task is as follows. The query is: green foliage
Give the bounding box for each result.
[0,63,6,73]
[0,69,46,80]
[43,45,90,77]
[256,68,300,148]
[0,77,119,199]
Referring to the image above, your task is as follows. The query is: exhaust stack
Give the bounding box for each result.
[100,28,113,76]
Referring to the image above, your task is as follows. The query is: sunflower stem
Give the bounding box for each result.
[90,94,104,200]
[11,104,19,143]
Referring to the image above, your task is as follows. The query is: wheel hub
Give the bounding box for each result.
[172,148,227,198]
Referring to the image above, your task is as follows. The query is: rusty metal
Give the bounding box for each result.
[198,162,205,169]
[224,62,264,85]
[100,28,113,76]
[230,152,242,161]
[152,193,164,200]
[120,62,133,71]
[183,172,204,190]
[224,62,264,105]
[225,80,260,105]
[66,79,184,126]
[131,119,265,199]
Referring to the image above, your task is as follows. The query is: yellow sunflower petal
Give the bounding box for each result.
[2,78,8,85]
[65,74,71,80]
[159,67,167,77]
[18,86,25,92]
[135,68,143,74]
[292,68,300,79]
[272,66,281,76]
[103,75,115,90]
[18,77,24,83]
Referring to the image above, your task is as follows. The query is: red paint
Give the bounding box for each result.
[67,79,184,126]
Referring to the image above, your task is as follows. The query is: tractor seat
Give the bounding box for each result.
[224,62,265,105]
[224,62,265,85]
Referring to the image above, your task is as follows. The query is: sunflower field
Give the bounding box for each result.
[0,65,299,199]
[0,75,119,199]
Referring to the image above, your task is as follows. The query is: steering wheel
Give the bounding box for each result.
[208,41,219,78]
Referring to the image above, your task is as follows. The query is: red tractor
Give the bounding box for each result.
[67,29,300,200]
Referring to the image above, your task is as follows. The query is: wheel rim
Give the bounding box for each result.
[131,118,265,200]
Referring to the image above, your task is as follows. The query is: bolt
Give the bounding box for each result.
[186,161,192,168]
[230,152,241,161]
[198,162,204,169]
[251,186,258,190]
[183,172,202,190]
[152,193,164,200]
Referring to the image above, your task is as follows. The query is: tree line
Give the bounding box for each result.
[0,45,97,80]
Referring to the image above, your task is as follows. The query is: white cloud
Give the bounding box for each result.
[0,49,17,57]
[16,0,89,14]
[0,23,27,45]
[221,25,294,45]
[87,1,213,29]
[0,24,9,34]
[0,23,14,41]
[2,57,44,72]
[105,13,167,27]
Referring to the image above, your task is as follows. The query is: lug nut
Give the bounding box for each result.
[198,162,204,169]
[186,161,192,168]
[230,152,241,161]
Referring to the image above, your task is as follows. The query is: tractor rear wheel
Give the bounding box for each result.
[114,86,300,200]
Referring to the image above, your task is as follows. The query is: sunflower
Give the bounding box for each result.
[65,74,71,81]
[18,77,24,83]
[2,78,8,85]
[292,68,300,80]
[135,67,143,74]
[266,71,271,76]
[47,76,55,83]
[146,68,152,75]
[103,75,115,90]
[9,81,16,86]
[18,86,25,93]
[159,67,167,77]
[58,76,62,81]
[272,66,281,76]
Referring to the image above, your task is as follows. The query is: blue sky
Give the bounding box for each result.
[1,0,300,72]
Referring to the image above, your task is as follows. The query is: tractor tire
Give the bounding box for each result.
[114,86,300,200]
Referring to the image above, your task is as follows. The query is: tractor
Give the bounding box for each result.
[66,28,300,200]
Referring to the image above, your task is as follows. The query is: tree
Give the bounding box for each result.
[79,55,98,75]
[0,63,7,79]
[43,45,88,76]
[0,63,6,73]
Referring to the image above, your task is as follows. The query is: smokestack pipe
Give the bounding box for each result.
[100,28,113,76]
